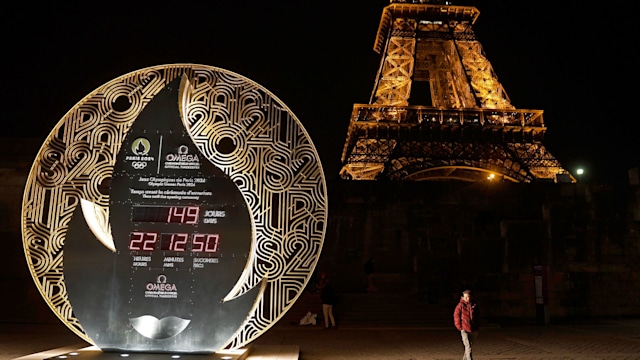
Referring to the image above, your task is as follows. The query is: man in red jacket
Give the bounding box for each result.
[453,289,479,360]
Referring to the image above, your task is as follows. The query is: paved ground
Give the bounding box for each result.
[3,318,640,360]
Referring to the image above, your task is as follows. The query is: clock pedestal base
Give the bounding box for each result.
[14,344,299,360]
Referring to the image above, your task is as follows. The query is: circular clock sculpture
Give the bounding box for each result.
[21,64,327,354]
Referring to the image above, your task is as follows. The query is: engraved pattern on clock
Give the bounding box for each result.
[22,64,327,349]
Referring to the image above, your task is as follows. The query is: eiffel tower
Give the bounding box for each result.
[339,0,574,183]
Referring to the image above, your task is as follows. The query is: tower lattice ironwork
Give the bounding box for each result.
[340,0,574,183]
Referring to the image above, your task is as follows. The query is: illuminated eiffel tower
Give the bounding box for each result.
[339,0,574,183]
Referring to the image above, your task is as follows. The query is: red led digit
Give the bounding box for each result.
[142,232,157,251]
[171,233,188,252]
[130,232,157,251]
[166,206,199,224]
[167,206,186,223]
[129,232,144,250]
[192,234,218,253]
[205,234,219,252]
[191,234,220,252]
[186,206,199,224]
[192,233,205,252]
[166,207,173,223]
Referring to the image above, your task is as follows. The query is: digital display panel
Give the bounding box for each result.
[128,203,222,255]
[132,205,200,224]
[128,232,220,253]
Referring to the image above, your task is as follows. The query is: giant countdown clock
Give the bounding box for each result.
[21,64,327,354]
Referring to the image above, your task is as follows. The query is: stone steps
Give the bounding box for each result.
[280,291,455,328]
[335,292,453,327]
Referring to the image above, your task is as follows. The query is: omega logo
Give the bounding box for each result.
[166,145,199,162]
[146,274,177,292]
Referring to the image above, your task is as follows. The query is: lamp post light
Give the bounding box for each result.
[576,168,585,183]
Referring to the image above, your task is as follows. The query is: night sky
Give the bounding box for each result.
[4,1,637,183]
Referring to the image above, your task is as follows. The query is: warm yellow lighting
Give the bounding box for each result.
[487,173,495,180]
[217,348,249,359]
[80,199,115,252]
